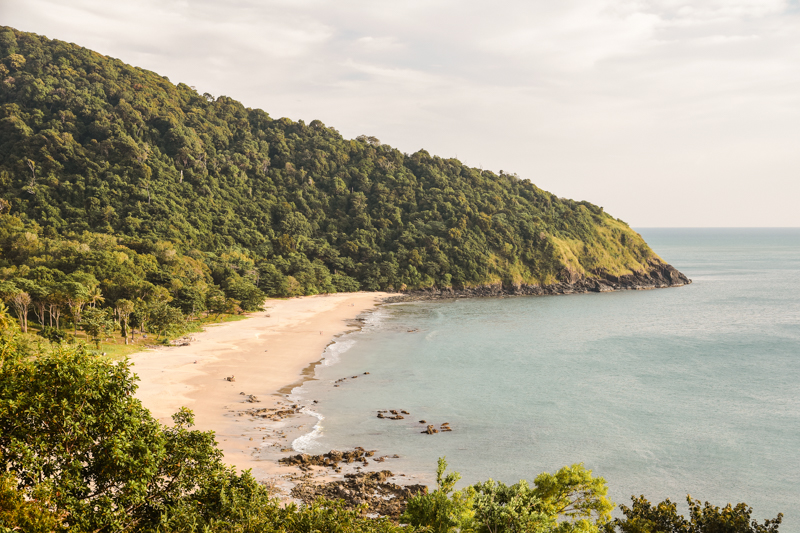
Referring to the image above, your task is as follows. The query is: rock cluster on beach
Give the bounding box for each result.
[291,470,427,519]
[243,404,303,421]
[279,447,380,470]
[239,392,260,403]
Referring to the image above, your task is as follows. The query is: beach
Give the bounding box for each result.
[129,291,390,485]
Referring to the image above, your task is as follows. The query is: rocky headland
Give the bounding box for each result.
[386,259,690,302]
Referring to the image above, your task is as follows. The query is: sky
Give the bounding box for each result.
[3,0,800,227]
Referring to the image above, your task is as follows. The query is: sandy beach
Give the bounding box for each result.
[129,291,390,485]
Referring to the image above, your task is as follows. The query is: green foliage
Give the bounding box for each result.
[80,306,115,347]
[531,463,614,529]
[0,338,222,531]
[38,324,72,343]
[0,24,664,308]
[404,461,613,533]
[472,479,554,533]
[607,495,783,533]
[401,457,475,533]
[145,298,184,339]
[0,301,15,331]
[0,472,65,533]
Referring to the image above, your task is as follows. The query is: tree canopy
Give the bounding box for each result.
[0,25,668,306]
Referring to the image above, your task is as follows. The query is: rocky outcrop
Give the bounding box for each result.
[244,404,302,420]
[279,447,377,469]
[291,470,427,518]
[385,259,691,302]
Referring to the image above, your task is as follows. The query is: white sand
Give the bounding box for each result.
[129,292,389,480]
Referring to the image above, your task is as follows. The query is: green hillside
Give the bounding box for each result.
[0,25,686,318]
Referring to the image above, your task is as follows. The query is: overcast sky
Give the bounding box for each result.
[3,0,799,226]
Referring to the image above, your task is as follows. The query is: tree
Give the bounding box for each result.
[0,282,32,333]
[61,280,89,335]
[115,298,135,344]
[532,463,614,529]
[206,287,227,318]
[0,338,235,532]
[607,495,782,533]
[403,461,614,533]
[401,457,475,533]
[9,291,31,333]
[47,287,66,329]
[81,307,116,348]
[147,301,185,340]
[175,286,207,318]
[87,285,105,308]
[222,275,265,312]
[472,479,554,533]
[25,281,49,327]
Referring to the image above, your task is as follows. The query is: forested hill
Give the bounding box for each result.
[0,25,688,310]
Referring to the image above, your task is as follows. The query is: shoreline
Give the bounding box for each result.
[128,278,692,502]
[129,291,396,491]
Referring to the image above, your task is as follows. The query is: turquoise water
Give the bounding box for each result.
[292,229,800,529]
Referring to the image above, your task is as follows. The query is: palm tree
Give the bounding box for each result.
[88,286,105,308]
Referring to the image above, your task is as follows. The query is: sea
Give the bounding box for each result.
[289,228,800,530]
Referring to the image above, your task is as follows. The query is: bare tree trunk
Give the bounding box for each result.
[26,159,36,189]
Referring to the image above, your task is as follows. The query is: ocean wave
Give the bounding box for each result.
[291,407,325,453]
[320,338,356,366]
[318,307,387,366]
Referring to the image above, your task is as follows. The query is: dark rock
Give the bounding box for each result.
[291,470,427,518]
[280,448,375,468]
[243,405,300,419]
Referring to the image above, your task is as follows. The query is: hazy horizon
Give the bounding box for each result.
[3,0,799,228]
